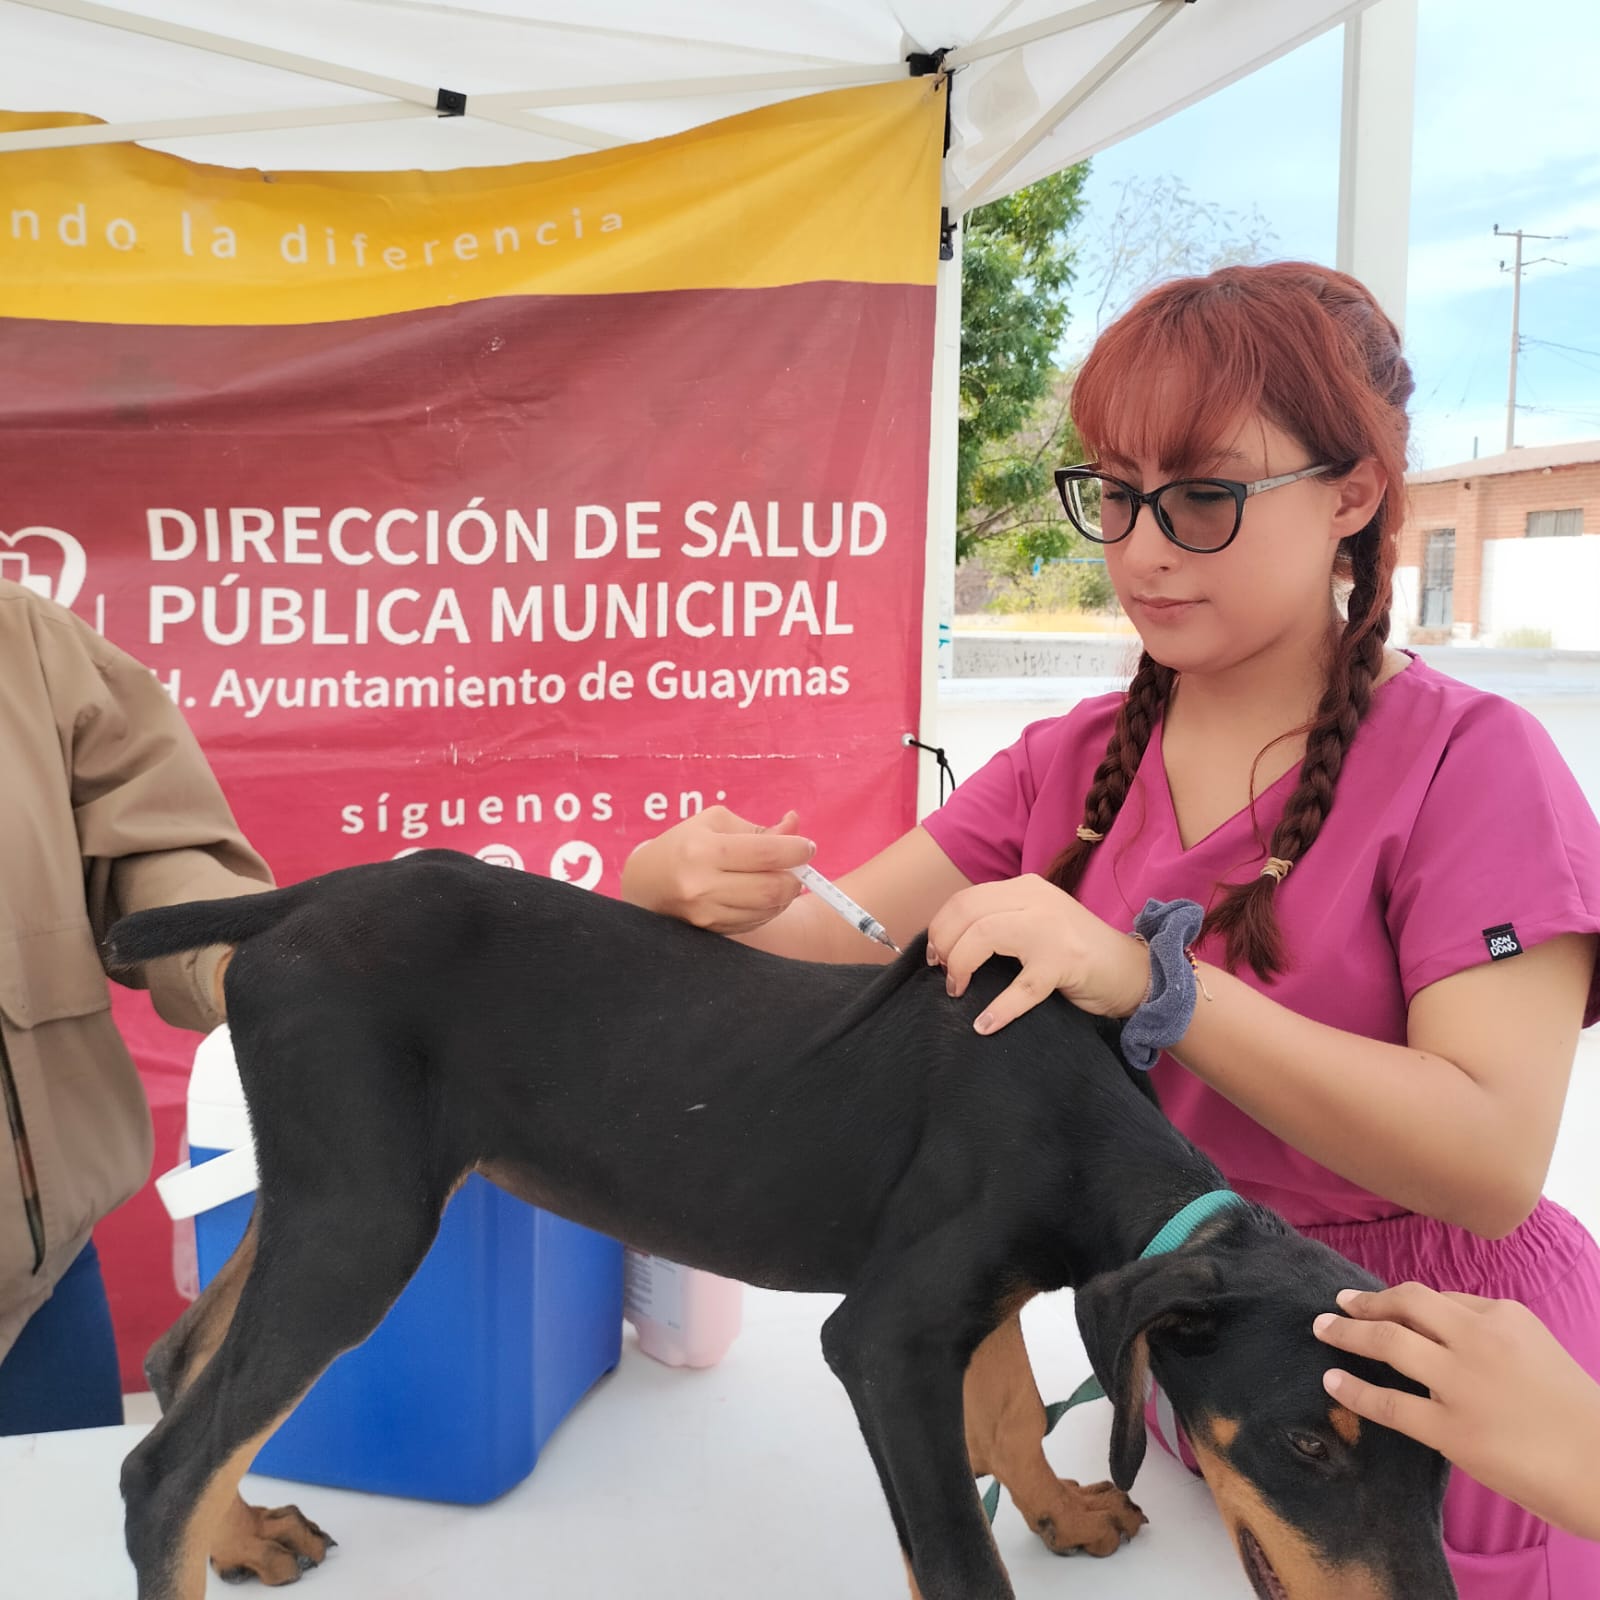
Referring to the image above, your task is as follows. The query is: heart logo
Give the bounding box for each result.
[0,526,88,610]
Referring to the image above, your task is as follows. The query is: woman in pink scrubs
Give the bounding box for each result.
[623,261,1600,1597]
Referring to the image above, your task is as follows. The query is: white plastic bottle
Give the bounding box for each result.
[623,1248,743,1368]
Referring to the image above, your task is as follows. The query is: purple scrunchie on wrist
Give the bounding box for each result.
[1119,897,1206,1071]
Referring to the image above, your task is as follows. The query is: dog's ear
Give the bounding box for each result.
[1074,1254,1224,1490]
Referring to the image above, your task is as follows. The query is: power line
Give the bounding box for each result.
[1515,403,1600,426]
[1452,344,1485,411]
[1525,343,1600,382]
[1523,336,1600,362]
[1419,353,1458,409]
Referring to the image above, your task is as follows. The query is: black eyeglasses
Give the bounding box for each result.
[1053,463,1334,554]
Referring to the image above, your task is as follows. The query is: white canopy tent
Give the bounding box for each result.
[0,0,1416,808]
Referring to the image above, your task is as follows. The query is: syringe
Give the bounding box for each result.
[789,863,901,953]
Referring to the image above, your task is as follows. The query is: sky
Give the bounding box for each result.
[1062,0,1600,471]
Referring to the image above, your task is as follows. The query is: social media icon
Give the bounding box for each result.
[477,843,526,871]
[550,840,603,890]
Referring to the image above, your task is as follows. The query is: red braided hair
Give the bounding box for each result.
[1049,262,1414,979]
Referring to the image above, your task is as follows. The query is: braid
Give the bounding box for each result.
[1065,260,1414,980]
[1204,522,1392,978]
[1049,652,1174,893]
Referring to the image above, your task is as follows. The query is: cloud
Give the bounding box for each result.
[1406,199,1600,309]
[1412,0,1600,188]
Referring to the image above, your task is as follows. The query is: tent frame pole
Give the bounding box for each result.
[0,0,623,151]
[9,0,439,105]
[915,210,963,820]
[0,0,902,156]
[474,65,904,113]
[954,0,1187,212]
[1335,0,1416,331]
[0,102,435,155]
[946,0,1159,68]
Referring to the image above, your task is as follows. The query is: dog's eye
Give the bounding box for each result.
[1288,1431,1329,1461]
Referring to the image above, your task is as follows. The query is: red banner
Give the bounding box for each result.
[3,80,944,988]
[6,284,933,898]
[2,84,942,1371]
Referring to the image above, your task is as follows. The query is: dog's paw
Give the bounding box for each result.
[1030,1478,1147,1559]
[211,1503,336,1586]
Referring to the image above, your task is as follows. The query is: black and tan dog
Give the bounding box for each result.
[109,849,1457,1600]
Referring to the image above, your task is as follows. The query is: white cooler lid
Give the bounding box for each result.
[154,1026,260,1221]
[188,1024,253,1152]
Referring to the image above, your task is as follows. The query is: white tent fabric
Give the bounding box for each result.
[0,0,1400,813]
[1,0,1374,210]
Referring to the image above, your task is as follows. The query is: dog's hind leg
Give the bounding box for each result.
[822,1237,1016,1600]
[142,1222,335,1587]
[121,1182,441,1600]
[143,1219,256,1417]
[963,1311,1147,1557]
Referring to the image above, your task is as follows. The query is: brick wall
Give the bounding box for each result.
[1398,460,1600,636]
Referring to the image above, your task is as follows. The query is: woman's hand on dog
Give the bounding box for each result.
[926,874,1150,1033]
[1314,1282,1600,1541]
[620,805,815,934]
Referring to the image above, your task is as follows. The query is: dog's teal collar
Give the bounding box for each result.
[1141,1188,1247,1258]
[977,1188,1247,1525]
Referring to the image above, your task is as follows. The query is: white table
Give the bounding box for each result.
[0,1288,1255,1598]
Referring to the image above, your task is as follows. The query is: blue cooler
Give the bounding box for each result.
[157,1026,623,1504]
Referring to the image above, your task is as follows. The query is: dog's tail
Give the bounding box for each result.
[106,884,308,967]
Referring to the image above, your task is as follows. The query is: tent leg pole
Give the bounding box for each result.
[1335,0,1417,333]
[915,211,963,820]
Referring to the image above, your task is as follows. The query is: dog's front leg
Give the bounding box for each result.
[821,1292,1013,1600]
[963,1311,1147,1557]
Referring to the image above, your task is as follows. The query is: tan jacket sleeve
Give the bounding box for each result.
[41,610,275,1033]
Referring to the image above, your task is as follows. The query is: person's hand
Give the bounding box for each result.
[1315,1283,1600,1542]
[209,945,235,1018]
[925,873,1149,1033]
[619,806,815,934]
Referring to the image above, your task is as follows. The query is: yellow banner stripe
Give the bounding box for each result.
[0,80,943,326]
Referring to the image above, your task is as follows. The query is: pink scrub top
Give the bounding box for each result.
[922,654,1600,1227]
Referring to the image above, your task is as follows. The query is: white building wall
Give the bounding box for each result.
[1481,536,1600,649]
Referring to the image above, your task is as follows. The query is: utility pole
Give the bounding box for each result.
[1493,224,1564,453]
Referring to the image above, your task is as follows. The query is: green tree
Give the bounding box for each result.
[957,166,1089,563]
[955,170,1280,588]
[960,364,1093,568]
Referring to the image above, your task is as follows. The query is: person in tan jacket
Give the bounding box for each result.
[0,577,272,1434]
